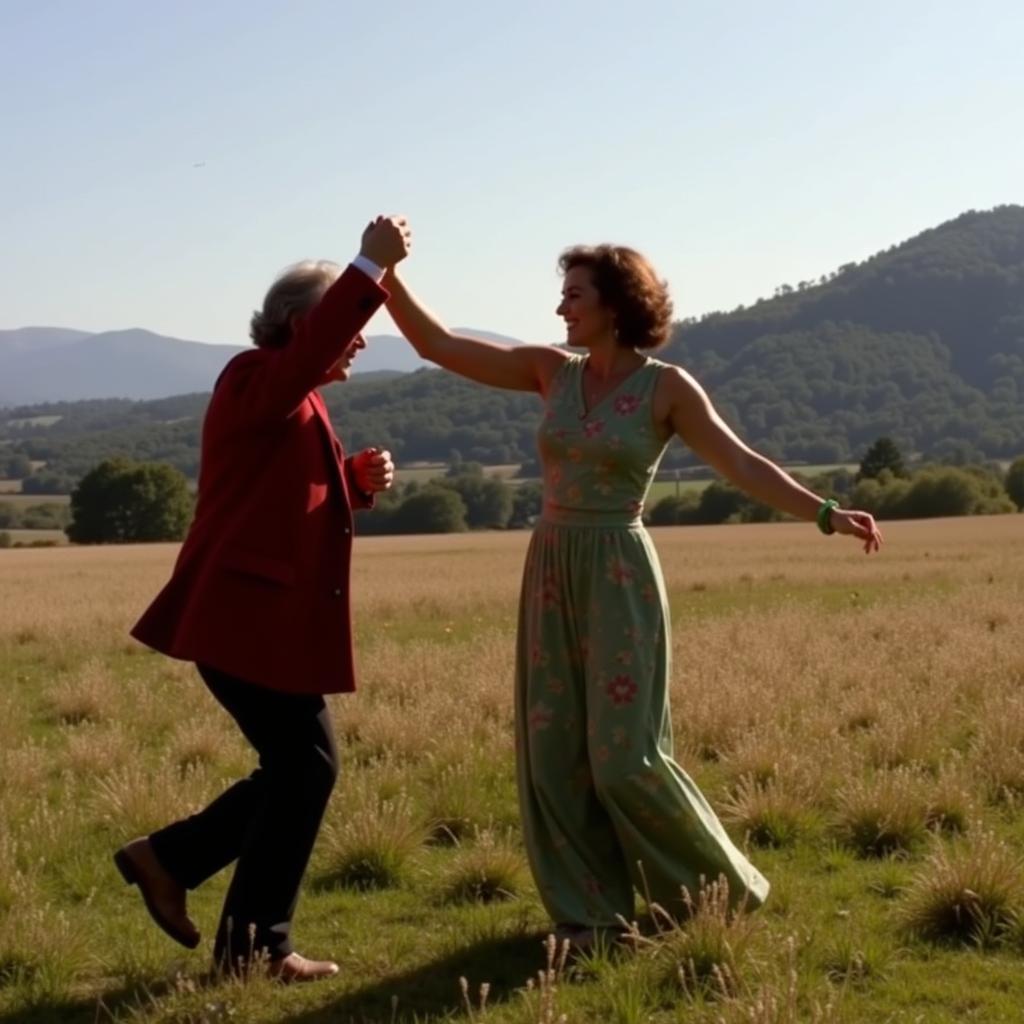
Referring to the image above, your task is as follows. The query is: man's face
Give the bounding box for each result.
[323,333,367,383]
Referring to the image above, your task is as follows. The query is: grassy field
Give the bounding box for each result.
[0,528,66,545]
[0,492,71,507]
[398,464,524,484]
[1,517,1023,1022]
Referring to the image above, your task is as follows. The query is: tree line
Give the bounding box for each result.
[10,441,1017,547]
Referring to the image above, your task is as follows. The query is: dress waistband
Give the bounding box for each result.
[540,504,644,528]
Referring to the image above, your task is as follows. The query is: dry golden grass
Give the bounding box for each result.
[1,515,1023,1021]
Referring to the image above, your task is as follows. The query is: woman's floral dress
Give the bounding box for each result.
[515,354,770,926]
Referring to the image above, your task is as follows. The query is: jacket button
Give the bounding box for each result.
[343,527,351,535]
[333,587,342,597]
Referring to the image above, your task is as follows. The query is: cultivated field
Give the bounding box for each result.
[1,517,1023,1022]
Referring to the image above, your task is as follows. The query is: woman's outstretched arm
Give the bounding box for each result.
[385,269,566,394]
[664,365,882,553]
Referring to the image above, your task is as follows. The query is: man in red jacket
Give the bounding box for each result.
[115,215,411,982]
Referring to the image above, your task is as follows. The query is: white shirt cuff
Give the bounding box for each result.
[351,254,385,283]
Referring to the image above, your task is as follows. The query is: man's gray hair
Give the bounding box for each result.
[249,260,342,349]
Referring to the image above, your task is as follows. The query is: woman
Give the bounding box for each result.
[117,215,411,982]
[385,243,881,945]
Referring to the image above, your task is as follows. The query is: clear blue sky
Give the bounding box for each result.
[2,0,1022,346]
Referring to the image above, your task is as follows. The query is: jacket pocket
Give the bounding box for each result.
[219,545,296,587]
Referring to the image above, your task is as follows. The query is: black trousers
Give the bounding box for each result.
[149,664,338,963]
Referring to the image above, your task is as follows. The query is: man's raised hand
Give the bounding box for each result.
[360,216,411,269]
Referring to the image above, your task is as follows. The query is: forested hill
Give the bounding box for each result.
[664,205,1024,461]
[3,206,1023,487]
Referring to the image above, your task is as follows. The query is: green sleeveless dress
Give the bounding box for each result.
[514,353,769,927]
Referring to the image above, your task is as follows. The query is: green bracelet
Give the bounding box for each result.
[817,498,839,535]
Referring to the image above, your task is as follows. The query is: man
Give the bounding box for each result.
[116,215,412,982]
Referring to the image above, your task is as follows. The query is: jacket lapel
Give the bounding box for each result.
[308,390,348,498]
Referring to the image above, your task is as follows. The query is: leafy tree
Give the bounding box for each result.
[3,453,32,478]
[647,495,697,526]
[857,437,907,481]
[694,481,745,524]
[390,485,467,534]
[899,467,1012,519]
[67,459,193,543]
[693,480,778,524]
[509,481,543,527]
[1005,456,1024,510]
[440,474,512,528]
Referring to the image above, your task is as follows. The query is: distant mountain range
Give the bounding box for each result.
[0,326,522,406]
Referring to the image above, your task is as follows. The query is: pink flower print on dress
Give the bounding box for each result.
[583,875,604,897]
[607,558,636,586]
[611,726,629,747]
[528,701,554,732]
[626,499,643,517]
[583,419,605,439]
[641,583,657,604]
[637,770,665,795]
[540,572,562,610]
[614,393,641,416]
[566,484,583,503]
[546,676,565,695]
[595,745,611,764]
[530,645,550,668]
[614,649,634,667]
[549,464,563,487]
[567,447,583,463]
[607,674,638,706]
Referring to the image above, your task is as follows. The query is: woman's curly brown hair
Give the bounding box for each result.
[558,245,673,350]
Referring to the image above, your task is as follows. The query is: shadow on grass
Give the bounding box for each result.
[0,981,162,1024]
[0,932,556,1024]
[284,929,553,1023]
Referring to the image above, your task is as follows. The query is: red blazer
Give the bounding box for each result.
[131,265,387,694]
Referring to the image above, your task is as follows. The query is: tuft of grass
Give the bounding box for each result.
[923,760,975,836]
[171,718,231,774]
[422,759,496,844]
[47,658,116,725]
[320,793,427,891]
[970,699,1024,806]
[710,935,839,1024]
[866,860,912,900]
[897,831,1024,947]
[0,904,91,1003]
[818,932,890,986]
[832,770,930,858]
[720,776,814,849]
[442,830,527,905]
[638,876,762,1000]
[93,762,219,839]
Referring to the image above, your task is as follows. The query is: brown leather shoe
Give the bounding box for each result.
[113,837,200,949]
[267,952,340,984]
